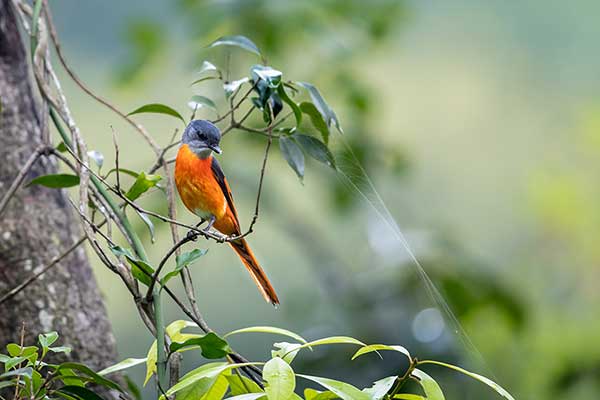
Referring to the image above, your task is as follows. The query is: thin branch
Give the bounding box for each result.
[211,82,257,124]
[0,145,48,219]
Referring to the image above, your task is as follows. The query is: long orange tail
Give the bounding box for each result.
[230,239,279,306]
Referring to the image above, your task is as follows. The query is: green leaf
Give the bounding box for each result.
[411,369,444,400]
[59,385,105,400]
[263,357,295,400]
[189,95,218,112]
[226,374,263,395]
[0,367,32,380]
[127,103,185,123]
[209,35,261,56]
[103,168,139,179]
[56,142,68,152]
[417,361,514,400]
[98,358,146,376]
[166,362,259,397]
[225,394,266,400]
[161,249,208,285]
[57,362,123,392]
[4,356,27,370]
[297,82,342,134]
[27,174,80,188]
[299,102,329,144]
[303,389,338,400]
[294,134,336,169]
[135,210,156,243]
[277,85,302,128]
[279,136,305,181]
[224,77,250,98]
[297,374,370,400]
[392,395,426,400]
[283,336,366,358]
[7,344,37,358]
[177,249,208,269]
[224,326,307,344]
[169,332,231,359]
[39,331,59,349]
[362,376,397,400]
[175,368,230,400]
[271,342,302,364]
[87,150,104,169]
[48,346,71,354]
[125,171,162,201]
[351,344,411,361]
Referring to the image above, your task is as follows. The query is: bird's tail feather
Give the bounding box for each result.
[230,239,279,306]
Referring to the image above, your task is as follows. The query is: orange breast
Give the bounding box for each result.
[175,144,227,220]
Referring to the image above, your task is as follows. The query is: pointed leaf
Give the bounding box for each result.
[299,102,329,144]
[362,376,397,400]
[294,134,336,169]
[198,61,218,74]
[411,369,444,400]
[417,361,514,400]
[297,374,370,400]
[224,326,307,344]
[125,172,161,201]
[127,103,185,123]
[225,394,266,400]
[297,83,342,134]
[271,342,302,364]
[224,77,250,98]
[169,332,231,359]
[57,362,122,391]
[27,174,80,188]
[351,344,411,361]
[226,375,263,395]
[392,395,426,400]
[283,336,366,358]
[209,35,261,56]
[99,358,146,376]
[279,136,304,181]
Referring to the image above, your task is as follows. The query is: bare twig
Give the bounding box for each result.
[211,82,257,124]
[0,145,48,219]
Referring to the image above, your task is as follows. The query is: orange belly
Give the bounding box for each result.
[175,144,226,220]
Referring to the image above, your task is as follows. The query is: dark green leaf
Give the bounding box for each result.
[188,95,217,112]
[294,134,336,169]
[208,35,261,56]
[299,102,329,144]
[125,172,161,201]
[277,85,302,128]
[127,103,185,123]
[27,174,80,189]
[270,92,283,118]
[169,332,231,359]
[57,362,123,392]
[109,246,155,285]
[297,82,342,134]
[59,385,105,400]
[56,142,68,152]
[279,136,305,181]
[251,65,282,89]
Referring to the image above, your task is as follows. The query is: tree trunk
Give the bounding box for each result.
[0,0,119,387]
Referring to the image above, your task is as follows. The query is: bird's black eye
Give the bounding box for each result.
[197,132,206,140]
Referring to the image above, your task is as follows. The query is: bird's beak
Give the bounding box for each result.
[208,144,222,154]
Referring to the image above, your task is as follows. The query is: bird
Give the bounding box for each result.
[174,120,280,306]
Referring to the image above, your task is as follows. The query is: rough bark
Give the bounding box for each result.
[0,0,119,382]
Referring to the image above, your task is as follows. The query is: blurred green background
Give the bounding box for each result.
[49,0,600,398]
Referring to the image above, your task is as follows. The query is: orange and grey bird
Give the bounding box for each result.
[174,120,279,305]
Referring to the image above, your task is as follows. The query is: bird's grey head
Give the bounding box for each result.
[182,120,222,158]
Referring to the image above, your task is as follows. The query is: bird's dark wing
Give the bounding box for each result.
[211,157,240,224]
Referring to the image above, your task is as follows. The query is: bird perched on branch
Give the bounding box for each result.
[174,120,279,306]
